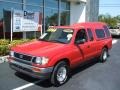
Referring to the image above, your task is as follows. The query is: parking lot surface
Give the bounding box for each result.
[0,38,120,90]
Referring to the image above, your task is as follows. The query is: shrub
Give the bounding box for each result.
[0,39,32,56]
[0,39,9,45]
[0,39,9,56]
[10,39,31,47]
[0,45,9,56]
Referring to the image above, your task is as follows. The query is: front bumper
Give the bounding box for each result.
[9,60,53,79]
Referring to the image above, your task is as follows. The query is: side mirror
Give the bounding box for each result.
[75,39,86,44]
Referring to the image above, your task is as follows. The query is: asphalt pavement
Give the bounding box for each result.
[0,38,120,90]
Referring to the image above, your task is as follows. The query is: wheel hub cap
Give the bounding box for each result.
[103,51,107,60]
[57,67,67,82]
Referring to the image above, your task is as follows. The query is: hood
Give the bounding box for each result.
[11,40,67,58]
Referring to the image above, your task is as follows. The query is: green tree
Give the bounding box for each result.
[98,14,117,28]
[114,15,120,23]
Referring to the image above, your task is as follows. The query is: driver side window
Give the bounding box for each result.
[75,29,87,43]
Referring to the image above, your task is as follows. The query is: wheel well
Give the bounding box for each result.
[103,45,108,50]
[54,58,70,67]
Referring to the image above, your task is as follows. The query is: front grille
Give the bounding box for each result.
[15,58,31,65]
[14,52,32,62]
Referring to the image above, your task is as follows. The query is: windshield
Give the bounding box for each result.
[39,28,74,44]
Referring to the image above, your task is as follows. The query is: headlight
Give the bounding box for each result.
[35,57,42,64]
[10,51,14,57]
[33,57,49,65]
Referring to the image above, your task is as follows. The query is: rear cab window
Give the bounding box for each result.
[95,29,105,39]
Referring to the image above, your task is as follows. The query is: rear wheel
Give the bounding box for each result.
[99,48,108,62]
[50,61,70,87]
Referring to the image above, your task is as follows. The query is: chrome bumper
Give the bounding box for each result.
[9,60,53,79]
[110,32,120,36]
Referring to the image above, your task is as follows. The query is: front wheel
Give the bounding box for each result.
[50,61,70,87]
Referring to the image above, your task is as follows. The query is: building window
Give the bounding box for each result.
[60,10,70,25]
[45,0,58,8]
[44,0,59,31]
[95,29,105,38]
[0,0,23,20]
[26,0,43,6]
[61,0,70,10]
[3,0,23,3]
[26,5,43,12]
[0,1,23,11]
[0,0,23,39]
[26,0,43,12]
[45,8,58,29]
[60,0,70,25]
[26,0,43,11]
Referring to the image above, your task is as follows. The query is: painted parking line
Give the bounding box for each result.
[112,39,118,45]
[12,80,41,90]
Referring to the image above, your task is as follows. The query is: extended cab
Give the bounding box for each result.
[8,22,112,86]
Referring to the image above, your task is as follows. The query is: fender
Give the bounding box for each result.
[47,51,72,67]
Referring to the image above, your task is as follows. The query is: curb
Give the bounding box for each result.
[0,56,9,64]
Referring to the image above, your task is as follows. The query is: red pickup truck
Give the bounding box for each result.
[9,22,112,86]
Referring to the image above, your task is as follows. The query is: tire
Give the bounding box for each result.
[99,48,108,63]
[50,61,70,87]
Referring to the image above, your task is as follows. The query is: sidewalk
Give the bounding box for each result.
[0,56,9,63]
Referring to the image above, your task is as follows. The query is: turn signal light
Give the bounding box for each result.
[32,67,41,72]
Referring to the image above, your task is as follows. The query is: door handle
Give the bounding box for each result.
[87,45,90,48]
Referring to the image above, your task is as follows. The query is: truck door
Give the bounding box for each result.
[74,29,94,62]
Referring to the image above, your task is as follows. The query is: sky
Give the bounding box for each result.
[99,0,120,16]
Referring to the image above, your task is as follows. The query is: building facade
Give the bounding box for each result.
[0,0,99,39]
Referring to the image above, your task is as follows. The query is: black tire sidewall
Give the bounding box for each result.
[51,61,70,86]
